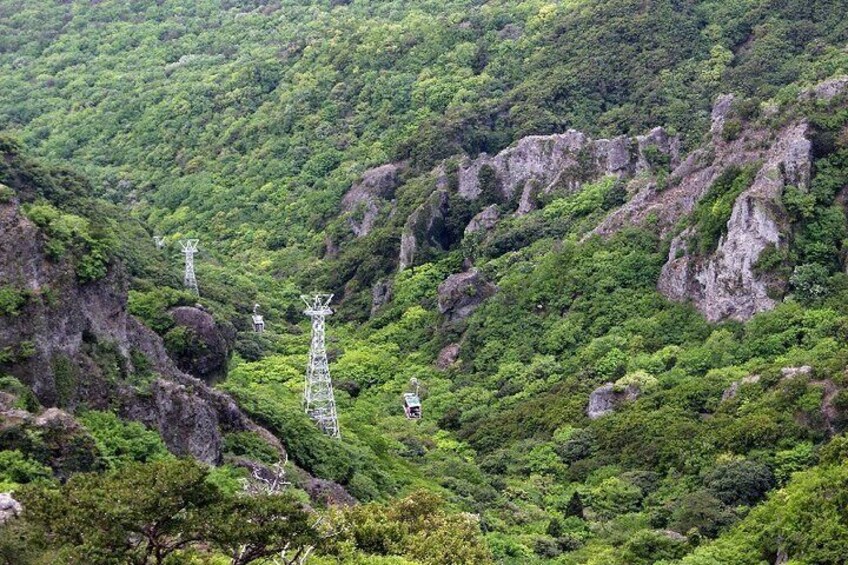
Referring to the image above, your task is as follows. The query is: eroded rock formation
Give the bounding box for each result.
[168,305,235,383]
[586,383,641,419]
[437,269,496,322]
[399,189,450,270]
[457,127,679,215]
[658,120,810,322]
[340,163,403,238]
[0,197,279,465]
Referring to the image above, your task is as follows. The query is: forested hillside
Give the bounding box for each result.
[2,1,848,564]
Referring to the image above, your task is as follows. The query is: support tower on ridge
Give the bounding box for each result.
[302,293,340,438]
[180,239,200,296]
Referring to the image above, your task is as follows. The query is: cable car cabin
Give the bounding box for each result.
[251,313,265,333]
[403,392,422,419]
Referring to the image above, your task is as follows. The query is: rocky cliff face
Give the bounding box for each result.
[167,305,235,383]
[593,94,814,322]
[393,127,678,271]
[437,269,497,322]
[0,197,280,464]
[345,83,841,323]
[399,189,451,270]
[457,126,679,214]
[594,95,769,238]
[340,163,403,238]
[657,115,810,322]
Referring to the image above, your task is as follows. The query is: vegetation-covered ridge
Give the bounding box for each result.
[2,0,848,564]
[2,0,848,265]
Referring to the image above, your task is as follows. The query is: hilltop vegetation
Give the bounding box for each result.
[2,0,847,264]
[1,1,848,564]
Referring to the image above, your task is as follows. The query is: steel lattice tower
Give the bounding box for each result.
[302,294,340,438]
[180,239,200,296]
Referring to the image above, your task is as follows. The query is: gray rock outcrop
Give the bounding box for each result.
[457,127,679,215]
[465,204,500,235]
[0,493,21,525]
[340,163,403,237]
[591,91,816,322]
[435,343,461,369]
[0,197,279,465]
[799,75,848,102]
[370,279,393,316]
[399,190,450,270]
[168,306,235,383]
[437,269,496,322]
[658,121,810,321]
[781,365,813,380]
[586,383,640,419]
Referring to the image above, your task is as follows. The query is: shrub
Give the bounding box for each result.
[0,286,27,317]
[668,490,734,538]
[790,263,831,303]
[690,165,758,254]
[78,411,170,469]
[703,460,775,506]
[0,450,52,489]
[222,431,280,465]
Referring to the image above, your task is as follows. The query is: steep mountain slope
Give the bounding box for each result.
[3,1,848,564]
[0,137,287,465]
[2,0,847,267]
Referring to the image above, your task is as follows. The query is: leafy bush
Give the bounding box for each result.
[78,411,170,469]
[222,431,280,465]
[703,460,775,507]
[0,286,27,317]
[790,263,832,303]
[0,450,52,489]
[690,165,758,254]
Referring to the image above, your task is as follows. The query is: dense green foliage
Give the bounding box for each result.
[2,0,848,272]
[0,458,491,565]
[3,0,848,564]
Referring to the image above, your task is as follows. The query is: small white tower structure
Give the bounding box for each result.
[302,293,340,438]
[252,303,265,333]
[153,235,165,249]
[179,239,199,296]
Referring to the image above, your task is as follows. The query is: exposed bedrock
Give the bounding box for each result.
[437,269,497,322]
[340,163,404,238]
[456,126,679,215]
[0,198,279,465]
[657,120,811,322]
[167,305,235,384]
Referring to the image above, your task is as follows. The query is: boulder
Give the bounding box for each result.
[0,404,102,481]
[586,383,640,419]
[0,493,21,525]
[303,476,357,507]
[167,306,235,383]
[465,204,500,235]
[435,343,461,369]
[437,269,496,322]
